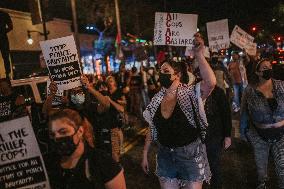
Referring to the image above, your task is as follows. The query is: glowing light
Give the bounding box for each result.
[27,38,34,45]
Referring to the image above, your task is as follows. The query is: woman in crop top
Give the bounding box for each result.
[141,33,216,189]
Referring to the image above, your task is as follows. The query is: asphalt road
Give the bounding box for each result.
[121,117,278,189]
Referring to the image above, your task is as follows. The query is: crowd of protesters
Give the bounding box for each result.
[1,30,284,189]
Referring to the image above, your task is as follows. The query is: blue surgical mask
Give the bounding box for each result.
[71,93,85,105]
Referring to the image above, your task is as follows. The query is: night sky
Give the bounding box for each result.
[0,0,283,37]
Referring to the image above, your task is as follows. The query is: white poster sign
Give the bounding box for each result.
[0,117,50,189]
[230,25,256,55]
[206,19,230,51]
[154,12,198,46]
[40,35,82,90]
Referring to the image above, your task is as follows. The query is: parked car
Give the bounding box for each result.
[11,76,49,104]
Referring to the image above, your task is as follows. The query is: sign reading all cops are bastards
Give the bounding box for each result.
[154,12,198,46]
[40,35,82,90]
[0,117,50,189]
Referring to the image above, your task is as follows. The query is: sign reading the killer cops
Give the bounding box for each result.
[230,25,257,55]
[206,19,230,51]
[0,117,50,189]
[154,12,198,46]
[40,35,82,90]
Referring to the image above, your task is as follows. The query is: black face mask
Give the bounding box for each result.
[262,69,272,80]
[159,73,173,88]
[53,131,79,157]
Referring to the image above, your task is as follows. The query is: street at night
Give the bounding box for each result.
[0,0,284,189]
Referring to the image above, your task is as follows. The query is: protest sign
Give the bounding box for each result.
[206,19,230,51]
[154,12,198,46]
[230,25,256,55]
[46,79,64,106]
[0,117,50,189]
[40,35,82,90]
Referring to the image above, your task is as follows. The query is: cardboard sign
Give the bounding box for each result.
[206,19,230,51]
[154,12,198,46]
[46,79,64,106]
[230,25,256,55]
[0,117,50,189]
[40,35,82,90]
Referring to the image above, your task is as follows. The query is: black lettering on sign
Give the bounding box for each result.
[0,157,46,189]
[49,61,81,82]
[0,128,29,162]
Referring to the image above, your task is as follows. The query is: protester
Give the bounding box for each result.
[228,51,248,112]
[47,108,126,189]
[129,66,143,117]
[0,78,26,122]
[106,76,126,162]
[141,33,216,189]
[240,59,284,189]
[114,63,130,92]
[43,76,110,125]
[244,51,261,84]
[0,10,13,79]
[205,86,232,189]
[210,52,232,94]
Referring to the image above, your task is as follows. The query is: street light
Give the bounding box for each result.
[26,30,49,45]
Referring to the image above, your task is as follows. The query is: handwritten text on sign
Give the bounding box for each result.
[0,117,51,189]
[206,19,230,51]
[154,12,198,46]
[230,25,257,56]
[40,35,82,90]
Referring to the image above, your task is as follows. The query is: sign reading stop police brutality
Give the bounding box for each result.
[154,12,198,46]
[206,19,230,51]
[230,25,257,56]
[0,117,50,189]
[40,35,82,90]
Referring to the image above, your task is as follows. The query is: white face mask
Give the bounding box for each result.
[71,93,85,105]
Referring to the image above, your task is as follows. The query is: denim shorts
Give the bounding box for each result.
[156,139,211,184]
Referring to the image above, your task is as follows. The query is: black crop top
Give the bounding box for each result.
[153,103,199,147]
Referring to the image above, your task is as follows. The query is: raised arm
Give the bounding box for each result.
[42,81,57,116]
[81,75,110,108]
[193,34,216,100]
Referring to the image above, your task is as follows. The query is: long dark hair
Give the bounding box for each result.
[164,60,189,84]
[250,58,271,88]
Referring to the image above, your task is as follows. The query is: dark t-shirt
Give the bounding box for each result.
[154,104,199,147]
[0,93,17,122]
[48,147,122,189]
[0,11,12,37]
